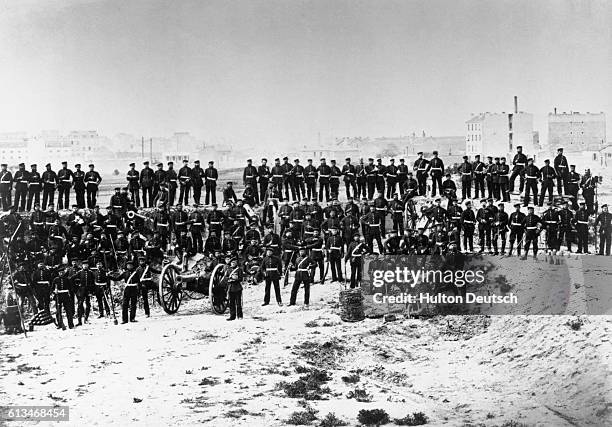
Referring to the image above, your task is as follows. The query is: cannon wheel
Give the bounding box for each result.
[159,264,183,314]
[209,264,228,314]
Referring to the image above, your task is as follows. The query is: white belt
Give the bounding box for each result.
[463,220,475,224]
[577,221,588,224]
[312,248,323,251]
[106,224,117,228]
[57,290,69,294]
[319,175,330,178]
[30,182,40,185]
[330,176,340,179]
[284,249,293,253]
[526,226,537,230]
[273,175,283,178]
[297,268,310,272]
[169,179,177,182]
[515,163,526,166]
[95,282,107,286]
[33,222,44,225]
[158,223,169,227]
[558,165,567,168]
[375,207,386,211]
[292,219,304,222]
[266,268,278,271]
[330,247,341,250]
[387,174,397,177]
[545,221,558,224]
[452,216,461,220]
[192,222,202,226]
[206,177,217,181]
[245,175,254,178]
[125,283,138,287]
[526,176,537,179]
[37,280,50,284]
[436,242,445,246]
[113,205,122,208]
[511,222,522,227]
[394,210,404,213]
[431,167,442,170]
[210,221,220,225]
[417,168,427,171]
[499,173,508,176]
[462,173,471,175]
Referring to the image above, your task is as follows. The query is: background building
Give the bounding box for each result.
[547,110,606,152]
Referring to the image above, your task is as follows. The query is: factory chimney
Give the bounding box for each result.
[514,96,518,113]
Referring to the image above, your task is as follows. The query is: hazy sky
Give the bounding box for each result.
[1,0,610,148]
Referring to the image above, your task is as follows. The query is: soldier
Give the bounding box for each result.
[492,203,509,255]
[429,223,448,255]
[139,161,154,208]
[355,158,367,199]
[225,258,244,320]
[261,247,283,306]
[375,159,386,195]
[281,157,294,201]
[12,163,28,212]
[373,191,389,237]
[363,207,384,253]
[27,164,42,211]
[110,258,145,324]
[523,158,540,207]
[207,203,225,239]
[574,201,590,254]
[93,260,111,318]
[326,228,344,282]
[472,155,486,199]
[459,156,472,200]
[165,161,178,206]
[175,230,194,261]
[85,164,102,209]
[558,201,574,253]
[72,259,95,325]
[41,163,57,210]
[345,234,367,288]
[395,158,408,196]
[539,159,557,207]
[304,229,325,283]
[221,181,236,205]
[413,152,429,196]
[428,151,444,198]
[258,158,271,204]
[191,159,205,205]
[541,202,560,252]
[189,208,205,253]
[0,163,13,210]
[153,162,166,202]
[498,157,511,202]
[484,156,494,199]
[204,231,222,255]
[477,199,493,253]
[554,148,569,196]
[384,158,397,199]
[53,269,75,329]
[262,224,281,257]
[510,145,528,194]
[243,159,259,205]
[178,159,192,205]
[508,203,526,257]
[172,203,190,238]
[57,161,73,209]
[293,159,306,201]
[30,261,52,312]
[289,247,314,307]
[389,193,405,235]
[447,199,463,246]
[153,206,171,249]
[491,157,501,200]
[342,158,357,200]
[365,158,377,200]
[595,204,612,256]
[289,201,306,238]
[302,159,316,201]
[566,165,580,210]
[402,172,419,201]
[73,164,86,209]
[441,173,457,201]
[317,158,331,202]
[522,206,542,260]
[271,158,284,197]
[329,160,342,201]
[580,169,597,215]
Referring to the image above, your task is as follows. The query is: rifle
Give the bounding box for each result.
[6,221,27,337]
[282,250,297,288]
[102,250,119,325]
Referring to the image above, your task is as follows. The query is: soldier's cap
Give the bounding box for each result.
[196,160,202,164]
[602,204,608,208]
[486,156,492,160]
[45,163,51,167]
[31,164,37,168]
[463,156,468,159]
[433,150,438,155]
[514,203,521,207]
[465,201,472,205]
[558,148,563,152]
[168,161,173,165]
[579,201,586,205]
[129,162,135,167]
[320,158,326,161]
[368,158,374,161]
[445,173,451,177]
[390,158,395,162]
[547,201,553,206]
[61,161,67,165]
[72,204,78,207]
[498,202,504,207]
[407,171,413,175]
[400,158,405,162]
[88,164,94,168]
[143,161,149,165]
[570,164,575,167]
[435,197,441,202]
[528,158,534,162]
[18,162,25,167]
[294,158,299,163]
[501,157,506,161]
[376,158,382,162]
[345,157,351,161]
[0,163,6,168]
[481,198,488,203]
[330,159,336,163]
[488,198,494,202]
[183,159,188,163]
[516,146,523,149]
[274,158,280,162]
[475,154,480,158]
[261,158,267,162]
[282,156,288,161]
[247,158,252,162]
[176,203,183,207]
[34,202,40,206]
[265,247,273,252]
[307,158,312,162]
[114,187,121,191]
[494,157,500,161]
[82,259,89,264]
[74,163,80,168]
[544,159,550,163]
[227,181,233,185]
[157,162,163,167]
[138,256,146,261]
[417,152,423,155]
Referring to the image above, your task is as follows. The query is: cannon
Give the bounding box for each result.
[156,254,228,315]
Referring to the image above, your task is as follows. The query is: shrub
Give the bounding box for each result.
[357,408,390,426]
[346,387,372,402]
[286,406,318,425]
[319,412,348,427]
[393,412,428,425]
[341,374,360,384]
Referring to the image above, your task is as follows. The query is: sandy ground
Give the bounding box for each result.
[1,271,610,427]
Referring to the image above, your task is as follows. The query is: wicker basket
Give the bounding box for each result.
[339,289,365,322]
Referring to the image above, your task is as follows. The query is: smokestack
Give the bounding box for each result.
[514,96,518,114]
[554,107,557,115]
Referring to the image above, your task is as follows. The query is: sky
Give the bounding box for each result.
[0,0,610,148]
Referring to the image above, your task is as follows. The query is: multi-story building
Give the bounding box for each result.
[547,111,606,152]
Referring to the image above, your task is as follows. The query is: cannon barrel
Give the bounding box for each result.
[177,272,199,282]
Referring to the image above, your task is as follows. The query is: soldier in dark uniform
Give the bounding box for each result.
[204,160,218,205]
[189,208,205,253]
[523,158,540,207]
[580,169,597,215]
[492,203,509,255]
[57,161,73,209]
[472,155,485,199]
[428,151,444,198]
[12,265,37,315]
[345,235,368,288]
[595,204,612,256]
[41,163,57,210]
[73,164,86,209]
[375,159,386,196]
[225,258,244,320]
[172,203,189,239]
[207,203,225,240]
[363,208,384,253]
[280,157,294,201]
[459,156,472,200]
[0,163,13,210]
[477,199,493,253]
[243,159,259,205]
[304,229,324,283]
[191,160,205,205]
[261,247,283,306]
[126,162,140,207]
[558,201,574,253]
[262,224,281,257]
[53,269,75,329]
[85,164,102,209]
[491,157,501,200]
[165,161,178,206]
[153,162,166,202]
[223,181,237,205]
[342,158,357,200]
[484,156,494,199]
[522,206,541,259]
[71,259,95,325]
[178,159,192,206]
[93,260,111,318]
[109,258,143,323]
[447,199,463,247]
[355,158,367,199]
[413,152,429,196]
[27,164,42,211]
[566,165,580,211]
[510,145,527,193]
[498,157,510,202]
[389,194,405,235]
[329,159,342,201]
[12,163,28,212]
[139,161,154,208]
[257,158,270,204]
[574,201,590,254]
[317,158,331,202]
[153,206,171,249]
[441,173,457,201]
[293,159,306,201]
[364,158,377,200]
[541,202,560,252]
[539,159,557,207]
[508,203,526,257]
[385,158,398,199]
[326,228,344,282]
[289,247,314,307]
[303,159,317,201]
[554,148,568,196]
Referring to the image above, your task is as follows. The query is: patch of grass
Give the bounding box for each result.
[393,412,428,425]
[346,387,372,402]
[194,332,219,340]
[319,412,348,427]
[225,408,249,418]
[357,408,389,426]
[305,320,319,328]
[500,421,529,427]
[198,377,219,386]
[566,317,584,331]
[294,339,346,368]
[278,368,332,400]
[341,374,360,384]
[286,405,319,425]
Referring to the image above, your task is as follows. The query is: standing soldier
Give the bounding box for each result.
[257,158,271,205]
[385,158,398,199]
[225,258,244,320]
[57,161,73,209]
[492,203,509,255]
[109,258,144,324]
[541,202,560,253]
[93,260,111,318]
[153,162,166,202]
[172,203,190,242]
[289,247,315,307]
[539,159,557,207]
[85,164,102,209]
[293,159,306,201]
[0,163,13,210]
[580,169,597,215]
[13,163,29,212]
[304,159,318,201]
[153,206,172,249]
[243,159,259,205]
[389,193,405,235]
[329,159,342,201]
[270,158,284,197]
[558,201,574,253]
[191,160,205,205]
[397,159,409,196]
[281,157,294,201]
[372,192,389,238]
[204,160,218,205]
[522,206,542,260]
[32,261,53,313]
[72,259,95,325]
[53,269,75,329]
[375,158,386,196]
[413,152,429,196]
[261,247,283,306]
[342,158,357,200]
[566,165,581,211]
[365,158,378,200]
[166,161,178,206]
[574,201,590,254]
[491,157,501,200]
[317,158,331,202]
[472,155,486,199]
[73,164,86,209]
[554,148,568,196]
[126,162,140,207]
[428,151,444,198]
[461,201,477,252]
[345,235,368,288]
[139,161,155,208]
[304,229,324,284]
[523,158,540,207]
[41,163,57,210]
[510,145,528,194]
[355,158,367,199]
[508,203,526,257]
[595,204,612,256]
[178,159,192,206]
[477,199,493,253]
[207,203,225,240]
[189,208,205,253]
[326,228,344,282]
[459,156,473,200]
[498,157,511,202]
[484,156,494,199]
[27,164,42,211]
[447,199,463,245]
